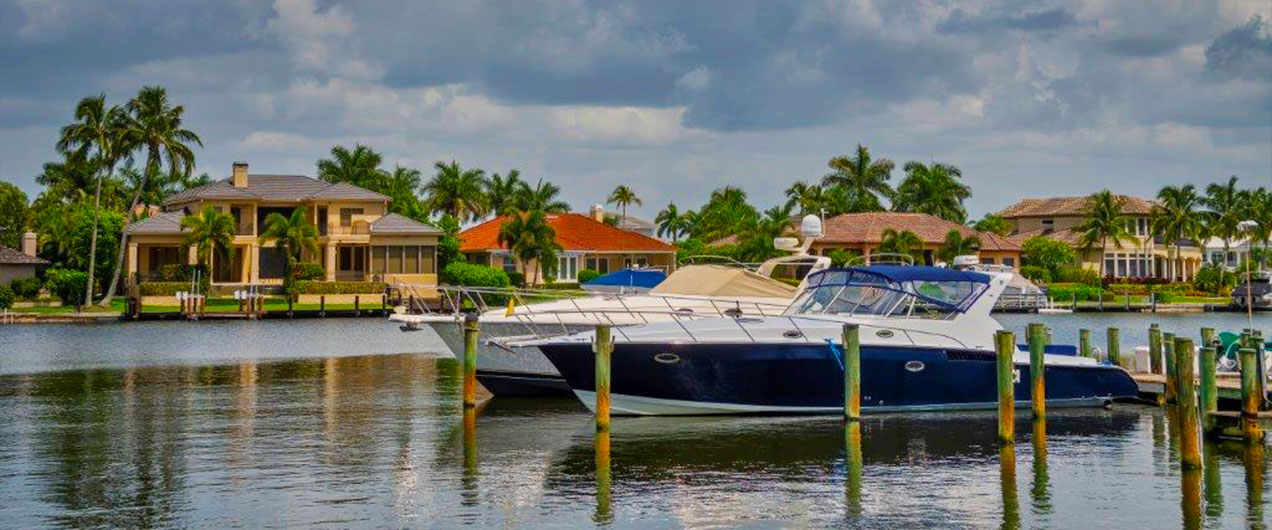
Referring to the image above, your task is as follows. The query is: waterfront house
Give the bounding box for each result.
[808,212,1022,266]
[0,232,48,284]
[123,162,442,288]
[586,204,658,237]
[460,212,676,283]
[997,195,1203,281]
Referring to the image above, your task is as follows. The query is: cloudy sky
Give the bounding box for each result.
[2,0,1270,220]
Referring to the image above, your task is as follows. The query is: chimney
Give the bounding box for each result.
[22,232,37,257]
[590,204,605,222]
[232,162,249,188]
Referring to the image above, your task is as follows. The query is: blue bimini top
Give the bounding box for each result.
[583,268,667,290]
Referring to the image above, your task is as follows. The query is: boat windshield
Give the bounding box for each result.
[785,268,989,319]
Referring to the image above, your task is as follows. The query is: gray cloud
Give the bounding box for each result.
[1206,15,1272,80]
[937,7,1076,34]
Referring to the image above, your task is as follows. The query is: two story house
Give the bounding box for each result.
[123,162,442,288]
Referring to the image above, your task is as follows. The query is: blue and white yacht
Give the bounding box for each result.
[527,266,1140,415]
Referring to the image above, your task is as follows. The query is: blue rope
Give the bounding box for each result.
[824,339,846,372]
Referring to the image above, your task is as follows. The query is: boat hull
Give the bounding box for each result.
[428,319,584,397]
[539,342,1141,416]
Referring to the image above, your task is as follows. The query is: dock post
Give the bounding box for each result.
[595,324,613,432]
[1096,292,1102,311]
[287,295,293,318]
[1200,344,1218,435]
[995,330,1016,444]
[1239,347,1263,442]
[1027,323,1046,420]
[1072,293,1078,311]
[1164,332,1177,404]
[462,314,479,408]
[1079,329,1091,358]
[1149,324,1163,375]
[1200,327,1215,350]
[843,324,861,421]
[354,295,360,317]
[320,295,326,318]
[1175,337,1201,470]
[1107,327,1121,367]
[594,430,612,524]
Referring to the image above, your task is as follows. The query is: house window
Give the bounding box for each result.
[982,257,995,265]
[502,258,517,274]
[1002,257,1015,268]
[1137,218,1148,236]
[586,257,610,274]
[558,255,578,281]
[340,208,364,227]
[339,246,366,272]
[371,246,385,273]
[1041,219,1054,234]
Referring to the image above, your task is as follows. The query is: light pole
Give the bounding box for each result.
[1238,219,1258,330]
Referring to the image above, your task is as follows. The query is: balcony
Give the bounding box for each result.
[330,220,371,236]
[236,222,254,236]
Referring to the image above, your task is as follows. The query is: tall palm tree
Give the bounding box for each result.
[695,186,758,242]
[101,86,201,306]
[1074,190,1136,281]
[317,144,385,187]
[58,95,128,305]
[1203,176,1243,264]
[892,162,972,223]
[486,170,526,216]
[821,144,894,212]
[739,204,794,262]
[518,179,570,213]
[423,160,488,222]
[655,202,691,242]
[36,153,98,204]
[1151,185,1204,281]
[877,228,924,263]
[383,165,426,219]
[1243,187,1272,265]
[607,185,641,223]
[971,214,1012,236]
[784,181,825,216]
[259,207,320,277]
[498,210,561,286]
[936,230,981,264]
[179,206,236,281]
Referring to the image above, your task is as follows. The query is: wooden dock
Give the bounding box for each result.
[1130,372,1258,402]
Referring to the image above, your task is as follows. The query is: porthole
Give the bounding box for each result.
[654,353,681,364]
[905,361,925,372]
[876,329,895,339]
[782,330,804,339]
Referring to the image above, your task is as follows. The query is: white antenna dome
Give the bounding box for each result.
[799,214,823,238]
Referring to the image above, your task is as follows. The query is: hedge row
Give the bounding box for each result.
[138,282,191,296]
[293,281,387,294]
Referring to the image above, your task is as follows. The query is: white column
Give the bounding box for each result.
[325,244,337,281]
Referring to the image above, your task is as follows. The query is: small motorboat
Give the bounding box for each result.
[526,266,1140,415]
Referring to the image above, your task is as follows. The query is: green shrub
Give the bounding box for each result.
[577,269,600,284]
[138,282,189,296]
[292,262,326,281]
[444,262,511,289]
[828,249,861,267]
[1046,283,1106,302]
[44,268,88,304]
[293,281,387,295]
[1021,237,1077,277]
[506,270,526,287]
[1192,264,1237,294]
[1055,266,1100,286]
[10,277,41,299]
[1107,283,1149,295]
[0,284,13,310]
[157,263,191,281]
[1019,265,1051,284]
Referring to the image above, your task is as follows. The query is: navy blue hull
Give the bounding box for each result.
[539,342,1140,412]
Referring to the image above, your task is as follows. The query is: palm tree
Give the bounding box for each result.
[655,202,691,242]
[821,144,894,212]
[738,204,794,261]
[423,160,488,222]
[101,86,201,306]
[180,206,236,281]
[36,153,98,204]
[1203,176,1243,264]
[892,162,972,223]
[971,214,1012,236]
[936,230,981,264]
[259,207,320,278]
[317,144,385,187]
[518,179,570,213]
[58,95,128,305]
[607,185,641,223]
[1152,185,1205,281]
[498,210,561,286]
[695,186,758,242]
[1073,190,1135,281]
[486,170,526,216]
[1243,187,1272,266]
[383,165,426,219]
[877,228,925,263]
[784,181,825,216]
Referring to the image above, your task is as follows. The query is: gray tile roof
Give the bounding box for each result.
[0,246,49,265]
[163,175,390,206]
[370,213,442,234]
[124,211,188,235]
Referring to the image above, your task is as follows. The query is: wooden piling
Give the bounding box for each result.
[1200,327,1215,350]
[1149,324,1163,375]
[594,430,612,525]
[1027,323,1046,419]
[354,295,360,316]
[1175,338,1201,470]
[1239,347,1263,442]
[843,324,861,421]
[319,295,326,317]
[1107,327,1121,367]
[1079,329,1091,358]
[462,314,479,408]
[1200,345,1218,434]
[595,324,613,432]
[1164,332,1177,404]
[845,421,863,518]
[287,295,294,318]
[995,330,1016,444]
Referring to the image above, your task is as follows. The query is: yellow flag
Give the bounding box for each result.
[505,296,516,316]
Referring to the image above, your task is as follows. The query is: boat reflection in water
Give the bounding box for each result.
[531,266,1141,415]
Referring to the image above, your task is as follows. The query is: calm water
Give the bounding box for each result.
[0,316,1268,529]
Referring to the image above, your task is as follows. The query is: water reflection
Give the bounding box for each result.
[1246,442,1266,530]
[594,430,612,525]
[844,421,863,520]
[1030,418,1051,519]
[999,444,1019,530]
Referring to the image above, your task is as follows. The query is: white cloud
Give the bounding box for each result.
[267,0,381,79]
[674,67,712,92]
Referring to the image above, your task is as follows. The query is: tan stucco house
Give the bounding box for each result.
[0,232,48,285]
[807,212,1022,267]
[998,195,1203,281]
[123,162,442,288]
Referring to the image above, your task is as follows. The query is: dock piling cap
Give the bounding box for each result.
[464,313,478,324]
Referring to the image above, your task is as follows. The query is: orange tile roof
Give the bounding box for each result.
[460,213,675,253]
[997,195,1155,218]
[819,212,1021,251]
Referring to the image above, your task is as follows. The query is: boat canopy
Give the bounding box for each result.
[582,268,667,292]
[788,267,990,317]
[650,264,797,298]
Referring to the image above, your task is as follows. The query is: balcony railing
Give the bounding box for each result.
[330,221,371,236]
[236,223,253,236]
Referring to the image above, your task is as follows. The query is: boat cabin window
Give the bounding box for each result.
[786,269,988,319]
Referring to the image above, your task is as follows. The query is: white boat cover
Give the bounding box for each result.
[649,264,797,298]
